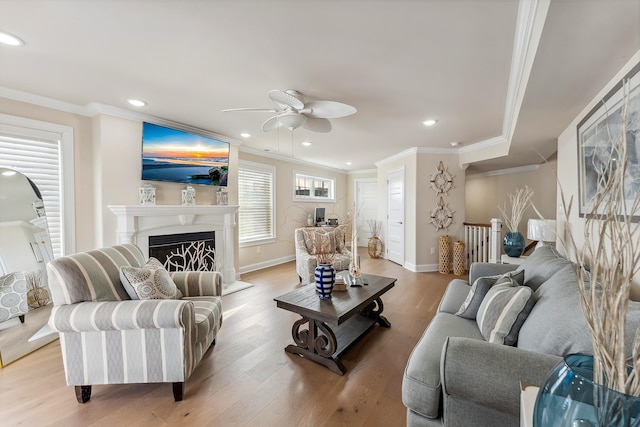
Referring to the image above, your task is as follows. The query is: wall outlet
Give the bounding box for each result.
[256,246,261,254]
[431,247,435,255]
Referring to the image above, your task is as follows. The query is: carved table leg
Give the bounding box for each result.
[285,316,346,375]
[362,297,391,328]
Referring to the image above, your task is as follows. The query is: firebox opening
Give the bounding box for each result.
[149,231,215,271]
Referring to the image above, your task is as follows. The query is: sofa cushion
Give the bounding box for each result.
[438,279,472,314]
[184,296,223,344]
[516,245,572,291]
[516,264,640,358]
[456,270,524,320]
[120,258,183,300]
[402,313,483,419]
[476,282,534,345]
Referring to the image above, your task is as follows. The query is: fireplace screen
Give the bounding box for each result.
[148,231,216,271]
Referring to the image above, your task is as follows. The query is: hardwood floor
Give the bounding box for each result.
[0,250,461,426]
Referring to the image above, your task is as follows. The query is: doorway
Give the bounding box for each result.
[386,168,404,265]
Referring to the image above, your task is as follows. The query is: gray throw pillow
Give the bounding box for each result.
[456,269,525,320]
[120,258,183,300]
[476,282,534,345]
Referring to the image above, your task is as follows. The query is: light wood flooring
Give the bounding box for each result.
[0,250,462,426]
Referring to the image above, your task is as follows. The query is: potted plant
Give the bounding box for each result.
[497,186,533,257]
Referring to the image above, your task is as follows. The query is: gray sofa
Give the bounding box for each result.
[402,245,640,426]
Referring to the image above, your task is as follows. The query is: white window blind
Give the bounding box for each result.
[0,132,63,258]
[238,161,275,245]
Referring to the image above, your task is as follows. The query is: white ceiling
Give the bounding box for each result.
[0,0,638,173]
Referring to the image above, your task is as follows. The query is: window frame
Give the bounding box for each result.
[238,160,276,247]
[293,171,335,202]
[0,114,75,256]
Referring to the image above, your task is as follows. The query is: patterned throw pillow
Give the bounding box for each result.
[0,271,28,321]
[476,282,535,345]
[456,270,524,320]
[120,258,183,300]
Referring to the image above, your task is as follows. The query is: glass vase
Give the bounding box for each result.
[503,231,525,257]
[314,264,335,299]
[534,354,640,427]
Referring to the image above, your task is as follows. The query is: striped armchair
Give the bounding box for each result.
[47,244,222,403]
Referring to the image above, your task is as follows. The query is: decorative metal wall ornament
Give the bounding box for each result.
[430,161,454,195]
[430,196,455,231]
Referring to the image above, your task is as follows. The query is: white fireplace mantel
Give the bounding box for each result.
[108,204,239,284]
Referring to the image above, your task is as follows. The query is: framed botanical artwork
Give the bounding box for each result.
[577,61,640,219]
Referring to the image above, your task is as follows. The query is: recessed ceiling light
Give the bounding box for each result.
[346,161,352,165]
[450,141,461,147]
[423,119,438,126]
[301,141,312,146]
[127,98,147,107]
[240,132,251,138]
[0,31,24,46]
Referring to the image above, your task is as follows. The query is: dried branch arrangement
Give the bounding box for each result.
[301,228,336,265]
[367,220,381,238]
[498,186,534,232]
[557,84,640,395]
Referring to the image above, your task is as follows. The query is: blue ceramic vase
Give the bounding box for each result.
[503,231,525,257]
[314,264,335,299]
[534,354,640,427]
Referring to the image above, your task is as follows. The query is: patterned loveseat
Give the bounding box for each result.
[47,244,222,402]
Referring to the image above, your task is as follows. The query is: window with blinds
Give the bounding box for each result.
[238,161,276,246]
[0,132,64,258]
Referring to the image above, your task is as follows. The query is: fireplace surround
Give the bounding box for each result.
[108,205,239,285]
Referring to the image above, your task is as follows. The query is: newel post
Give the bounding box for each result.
[489,218,502,264]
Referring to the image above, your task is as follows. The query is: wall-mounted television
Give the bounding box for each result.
[141,122,229,186]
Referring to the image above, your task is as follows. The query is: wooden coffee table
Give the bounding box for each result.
[274,273,396,375]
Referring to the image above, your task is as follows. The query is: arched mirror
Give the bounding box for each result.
[0,167,57,367]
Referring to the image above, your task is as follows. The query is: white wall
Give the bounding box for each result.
[557,50,640,298]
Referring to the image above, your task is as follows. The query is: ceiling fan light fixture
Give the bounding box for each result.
[0,31,24,46]
[278,111,307,130]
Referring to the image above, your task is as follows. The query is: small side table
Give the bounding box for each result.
[501,254,528,265]
[520,381,539,427]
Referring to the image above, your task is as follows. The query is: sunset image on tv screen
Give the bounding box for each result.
[141,122,229,186]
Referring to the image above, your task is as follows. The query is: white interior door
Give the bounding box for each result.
[386,169,404,265]
[355,179,377,246]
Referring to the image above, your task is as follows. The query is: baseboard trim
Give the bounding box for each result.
[239,255,296,275]
[404,262,439,273]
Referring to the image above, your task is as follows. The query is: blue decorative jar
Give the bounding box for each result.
[503,231,525,257]
[314,264,335,299]
[534,354,640,427]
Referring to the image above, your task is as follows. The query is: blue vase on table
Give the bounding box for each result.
[534,354,640,427]
[503,231,525,257]
[314,264,335,299]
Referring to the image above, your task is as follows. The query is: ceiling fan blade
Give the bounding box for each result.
[303,117,332,133]
[222,108,279,113]
[262,116,281,132]
[268,89,304,109]
[302,101,357,119]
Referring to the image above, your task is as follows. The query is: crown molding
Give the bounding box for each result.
[0,86,242,146]
[347,168,377,176]
[466,164,540,179]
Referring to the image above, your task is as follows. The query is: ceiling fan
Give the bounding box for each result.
[222,89,356,133]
